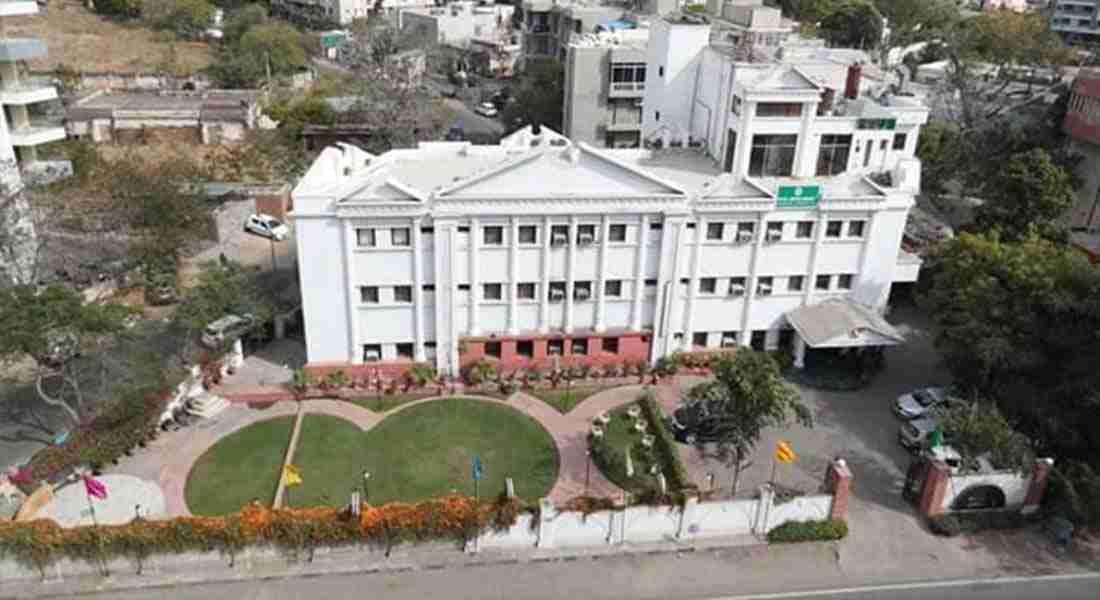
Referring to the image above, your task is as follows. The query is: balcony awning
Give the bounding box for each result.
[785,299,905,349]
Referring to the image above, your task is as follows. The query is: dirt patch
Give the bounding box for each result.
[11,1,212,74]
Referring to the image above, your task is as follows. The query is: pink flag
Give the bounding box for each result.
[82,475,108,500]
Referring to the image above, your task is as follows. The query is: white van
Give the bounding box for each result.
[201,314,255,348]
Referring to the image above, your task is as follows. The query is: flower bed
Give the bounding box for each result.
[0,494,528,574]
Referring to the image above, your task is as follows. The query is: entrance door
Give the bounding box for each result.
[724,130,737,172]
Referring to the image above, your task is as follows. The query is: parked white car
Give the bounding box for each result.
[894,386,954,420]
[474,102,498,118]
[201,313,256,348]
[244,214,289,241]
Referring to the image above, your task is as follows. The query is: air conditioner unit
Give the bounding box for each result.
[549,289,565,301]
[575,288,591,300]
[756,284,773,296]
[736,231,754,244]
[551,233,569,246]
[721,336,737,347]
[364,350,381,362]
[728,283,746,296]
[577,233,595,246]
[765,230,782,243]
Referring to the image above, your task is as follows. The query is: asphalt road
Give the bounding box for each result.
[709,574,1100,600]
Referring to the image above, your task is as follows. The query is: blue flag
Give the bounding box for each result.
[472,456,483,481]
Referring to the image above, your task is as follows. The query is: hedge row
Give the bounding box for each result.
[637,391,696,495]
[0,494,527,574]
[766,519,849,543]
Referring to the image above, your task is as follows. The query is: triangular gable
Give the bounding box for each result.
[437,144,685,198]
[748,66,821,92]
[700,174,773,199]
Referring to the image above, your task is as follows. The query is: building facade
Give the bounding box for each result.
[1051,0,1100,42]
[1064,68,1100,232]
[563,28,649,148]
[400,1,515,49]
[292,11,928,377]
[270,0,373,26]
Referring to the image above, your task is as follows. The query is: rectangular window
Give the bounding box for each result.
[816,134,852,176]
[815,274,832,290]
[361,286,379,304]
[576,224,597,244]
[756,276,774,296]
[547,339,564,356]
[706,222,724,241]
[483,226,504,245]
[692,332,708,348]
[750,331,766,352]
[518,225,538,244]
[721,331,738,348]
[391,228,411,247]
[728,276,747,295]
[357,228,376,247]
[756,102,803,117]
[848,220,866,238]
[602,337,620,354]
[826,221,843,238]
[574,281,592,301]
[796,221,814,239]
[571,338,588,355]
[837,274,854,290]
[517,282,536,300]
[485,341,502,359]
[749,134,797,177]
[736,221,756,242]
[517,340,534,358]
[609,224,627,242]
[605,279,623,297]
[483,283,502,300]
[788,275,805,292]
[863,141,872,167]
[424,341,437,358]
[363,344,382,362]
[420,226,434,235]
[610,62,646,83]
[394,285,412,303]
[766,221,783,241]
[551,224,569,246]
[396,343,414,359]
[549,281,567,301]
[422,284,435,293]
[649,222,663,231]
[699,277,717,294]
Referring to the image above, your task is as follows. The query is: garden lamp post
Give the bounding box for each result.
[362,471,371,502]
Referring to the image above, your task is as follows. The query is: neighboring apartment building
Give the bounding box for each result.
[1064,68,1100,232]
[290,15,928,376]
[270,0,372,26]
[520,0,644,64]
[1051,0,1100,43]
[400,1,515,48]
[65,90,267,145]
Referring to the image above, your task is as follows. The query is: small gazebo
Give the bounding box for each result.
[784,299,906,369]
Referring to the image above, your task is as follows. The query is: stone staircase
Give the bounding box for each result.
[186,392,230,419]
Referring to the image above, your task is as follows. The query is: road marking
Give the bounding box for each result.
[703,572,1100,599]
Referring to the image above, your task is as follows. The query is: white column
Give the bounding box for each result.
[682,216,705,347]
[630,214,649,331]
[539,216,552,334]
[803,212,829,307]
[449,224,460,374]
[342,221,362,364]
[655,217,687,358]
[564,216,578,334]
[734,105,754,176]
[739,214,767,348]
[508,216,519,335]
[412,218,426,361]
[793,334,806,369]
[792,102,819,177]
[594,215,610,332]
[468,217,480,336]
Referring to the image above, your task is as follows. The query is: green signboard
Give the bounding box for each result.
[776,185,821,208]
[857,118,897,130]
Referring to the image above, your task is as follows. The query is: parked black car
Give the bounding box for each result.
[667,399,723,444]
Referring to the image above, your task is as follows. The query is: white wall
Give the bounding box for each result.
[296,216,352,363]
[942,471,1031,512]
[642,20,712,143]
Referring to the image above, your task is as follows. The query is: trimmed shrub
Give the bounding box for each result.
[767,519,848,543]
[637,391,695,494]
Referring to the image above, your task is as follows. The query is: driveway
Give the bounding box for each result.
[182,199,297,284]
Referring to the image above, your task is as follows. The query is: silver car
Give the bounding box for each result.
[894,386,952,420]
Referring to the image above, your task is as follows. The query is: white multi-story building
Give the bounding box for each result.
[399,1,515,49]
[291,15,928,377]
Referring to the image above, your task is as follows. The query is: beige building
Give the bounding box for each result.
[65,90,267,145]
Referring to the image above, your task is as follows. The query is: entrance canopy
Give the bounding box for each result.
[785,299,905,349]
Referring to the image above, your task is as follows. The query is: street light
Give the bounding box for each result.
[362,471,371,502]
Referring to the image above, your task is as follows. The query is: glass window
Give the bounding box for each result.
[826,221,843,238]
[699,278,717,294]
[756,276,774,296]
[391,228,411,247]
[394,285,412,302]
[815,275,831,290]
[692,332,708,347]
[483,283,502,300]
[547,339,564,355]
[610,62,646,83]
[748,134,797,177]
[721,331,738,347]
[549,281,567,300]
[706,222,724,241]
[396,343,414,359]
[518,225,538,244]
[729,276,747,295]
[571,338,588,355]
[357,228,376,247]
[838,274,854,290]
[363,344,382,361]
[361,286,379,304]
[576,224,596,244]
[816,134,852,176]
[517,340,534,358]
[609,224,627,242]
[766,221,783,239]
[602,337,620,354]
[517,282,536,299]
[605,280,623,297]
[551,224,569,246]
[788,275,805,292]
[848,220,866,238]
[485,341,502,358]
[574,281,592,300]
[483,226,504,245]
[796,221,814,239]
[756,102,803,117]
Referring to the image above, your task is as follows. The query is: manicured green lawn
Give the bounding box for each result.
[290,398,559,506]
[185,416,295,516]
[589,404,661,495]
[529,385,615,414]
[347,393,434,413]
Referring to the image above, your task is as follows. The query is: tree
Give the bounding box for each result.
[172,261,282,352]
[818,0,884,50]
[939,400,1035,474]
[775,0,836,22]
[973,148,1075,243]
[94,0,142,18]
[144,0,217,39]
[502,61,565,133]
[0,284,132,424]
[682,351,812,495]
[211,22,309,87]
[223,3,269,46]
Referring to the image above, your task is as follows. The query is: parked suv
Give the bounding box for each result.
[894,386,956,420]
[244,214,289,241]
[201,314,256,348]
[899,417,956,453]
[667,399,721,444]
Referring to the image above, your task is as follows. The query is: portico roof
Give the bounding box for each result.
[785,299,905,348]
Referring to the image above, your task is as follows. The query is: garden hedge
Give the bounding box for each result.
[637,391,696,495]
[766,519,848,543]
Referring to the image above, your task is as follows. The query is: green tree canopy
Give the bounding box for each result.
[973,148,1075,243]
[144,0,216,39]
[223,3,269,46]
[818,0,884,50]
[502,61,565,133]
[939,400,1035,474]
[683,351,811,495]
[211,22,309,87]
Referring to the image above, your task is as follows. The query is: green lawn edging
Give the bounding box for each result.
[185,416,296,516]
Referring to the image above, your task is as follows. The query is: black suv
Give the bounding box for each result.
[667,399,722,444]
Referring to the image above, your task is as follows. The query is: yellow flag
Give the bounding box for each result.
[774,441,796,464]
[283,464,303,487]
